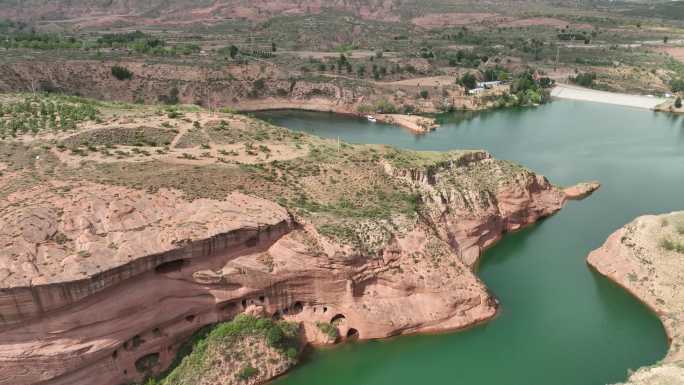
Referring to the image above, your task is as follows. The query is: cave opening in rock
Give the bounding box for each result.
[346,328,359,340]
[135,352,160,373]
[185,314,195,322]
[331,314,346,326]
[155,259,187,274]
[272,311,282,320]
[258,295,265,303]
[245,236,258,247]
[292,301,303,314]
[241,299,247,308]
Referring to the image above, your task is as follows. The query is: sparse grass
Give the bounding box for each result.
[660,238,684,254]
[62,127,175,148]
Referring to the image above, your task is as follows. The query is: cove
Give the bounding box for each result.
[254,100,682,385]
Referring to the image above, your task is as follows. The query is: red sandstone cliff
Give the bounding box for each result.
[0,163,587,385]
[0,100,598,385]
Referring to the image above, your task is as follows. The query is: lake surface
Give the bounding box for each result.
[255,100,684,385]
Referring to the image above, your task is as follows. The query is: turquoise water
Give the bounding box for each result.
[255,101,682,385]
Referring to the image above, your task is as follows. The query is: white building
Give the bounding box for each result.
[477,81,503,89]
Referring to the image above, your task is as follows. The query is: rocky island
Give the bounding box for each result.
[0,93,596,385]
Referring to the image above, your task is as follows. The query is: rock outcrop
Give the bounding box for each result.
[0,95,597,385]
[588,212,684,385]
[563,181,601,200]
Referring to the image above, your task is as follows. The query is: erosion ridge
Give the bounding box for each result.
[588,213,684,385]
[0,93,597,385]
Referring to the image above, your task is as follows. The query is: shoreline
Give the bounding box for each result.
[551,84,669,110]
[586,214,684,384]
[235,99,438,133]
[274,183,598,384]
[587,260,673,345]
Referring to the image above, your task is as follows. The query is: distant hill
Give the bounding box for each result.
[0,0,589,29]
[0,0,407,26]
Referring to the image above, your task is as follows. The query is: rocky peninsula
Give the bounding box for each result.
[588,212,684,385]
[0,93,596,385]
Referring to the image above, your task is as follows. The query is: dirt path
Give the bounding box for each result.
[551,83,668,110]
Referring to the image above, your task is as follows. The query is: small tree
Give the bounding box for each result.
[675,97,682,109]
[664,36,669,44]
[419,90,429,99]
[229,45,239,59]
[671,78,684,93]
[271,42,277,52]
[459,73,478,90]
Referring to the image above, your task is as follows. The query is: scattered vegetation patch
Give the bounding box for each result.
[146,314,300,385]
[660,238,684,254]
[0,95,99,138]
[62,127,175,148]
[315,321,339,339]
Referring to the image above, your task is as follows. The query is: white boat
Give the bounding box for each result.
[366,115,377,123]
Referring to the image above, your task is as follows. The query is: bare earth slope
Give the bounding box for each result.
[588,212,684,385]
[0,94,597,385]
[0,0,403,25]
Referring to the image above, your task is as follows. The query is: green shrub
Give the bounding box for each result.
[315,321,339,339]
[571,72,597,88]
[373,99,397,114]
[459,73,477,90]
[660,238,684,253]
[675,97,682,109]
[237,366,258,381]
[672,79,684,93]
[357,104,374,114]
[111,66,133,81]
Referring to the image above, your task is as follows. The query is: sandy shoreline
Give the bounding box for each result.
[551,83,668,110]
